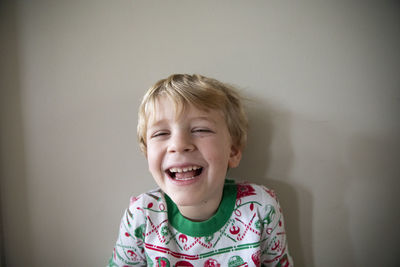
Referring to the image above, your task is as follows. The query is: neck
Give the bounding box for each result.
[177,193,223,222]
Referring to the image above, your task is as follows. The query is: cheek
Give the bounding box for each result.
[146,146,160,170]
[203,143,231,166]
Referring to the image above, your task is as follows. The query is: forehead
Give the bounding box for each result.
[146,96,222,126]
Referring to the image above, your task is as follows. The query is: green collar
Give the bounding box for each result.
[164,180,237,237]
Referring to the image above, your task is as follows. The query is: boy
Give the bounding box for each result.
[109,74,293,266]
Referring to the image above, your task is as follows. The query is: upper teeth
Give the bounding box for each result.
[169,166,200,173]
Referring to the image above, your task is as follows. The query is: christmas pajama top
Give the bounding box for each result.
[108,180,293,266]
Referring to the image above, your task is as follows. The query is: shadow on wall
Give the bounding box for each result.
[0,0,33,265]
[229,98,314,267]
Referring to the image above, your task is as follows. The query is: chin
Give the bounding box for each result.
[170,195,199,207]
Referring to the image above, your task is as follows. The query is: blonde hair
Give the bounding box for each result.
[137,74,248,154]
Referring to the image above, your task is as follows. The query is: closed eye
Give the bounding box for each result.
[151,131,169,138]
[192,128,214,133]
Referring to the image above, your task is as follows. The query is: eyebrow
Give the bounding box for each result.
[147,119,168,130]
[147,116,218,129]
[190,116,218,124]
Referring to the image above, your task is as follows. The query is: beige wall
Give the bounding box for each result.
[1,1,399,266]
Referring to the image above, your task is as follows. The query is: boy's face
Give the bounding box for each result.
[146,96,241,210]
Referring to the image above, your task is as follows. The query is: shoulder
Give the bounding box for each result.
[125,188,167,223]
[236,181,279,203]
[128,188,165,209]
[234,181,282,219]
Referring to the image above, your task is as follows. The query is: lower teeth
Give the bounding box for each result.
[174,176,195,181]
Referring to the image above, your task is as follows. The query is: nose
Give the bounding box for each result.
[167,131,195,153]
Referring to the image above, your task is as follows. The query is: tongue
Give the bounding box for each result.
[175,170,197,179]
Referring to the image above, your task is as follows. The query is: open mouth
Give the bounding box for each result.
[166,165,203,181]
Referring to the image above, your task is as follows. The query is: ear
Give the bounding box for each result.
[228,145,242,168]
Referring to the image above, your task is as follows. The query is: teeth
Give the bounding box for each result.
[169,166,200,173]
[174,176,195,181]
